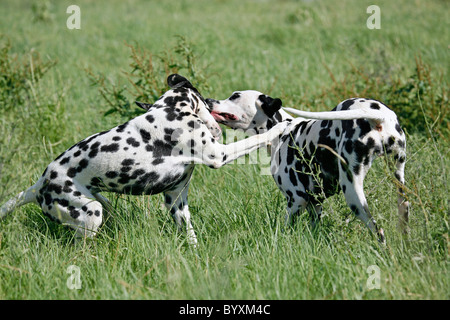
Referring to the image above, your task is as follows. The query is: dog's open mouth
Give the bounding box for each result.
[210,111,238,123]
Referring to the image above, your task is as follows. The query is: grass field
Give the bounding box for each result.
[0,0,448,300]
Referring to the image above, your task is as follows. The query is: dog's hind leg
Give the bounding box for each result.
[284,193,308,227]
[93,193,114,217]
[393,149,410,234]
[339,166,385,243]
[163,180,197,247]
[307,202,323,228]
[49,194,104,240]
[37,180,104,240]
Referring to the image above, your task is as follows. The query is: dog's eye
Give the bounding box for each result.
[229,92,241,101]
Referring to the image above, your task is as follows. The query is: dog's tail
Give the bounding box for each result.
[282,107,386,123]
[0,185,38,220]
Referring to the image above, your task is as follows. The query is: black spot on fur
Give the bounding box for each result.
[126,137,140,148]
[57,199,69,207]
[152,158,164,165]
[286,144,296,166]
[69,207,80,219]
[140,129,151,143]
[60,157,70,165]
[121,159,135,166]
[67,167,77,178]
[152,140,175,158]
[106,171,118,179]
[77,159,89,172]
[131,169,145,179]
[370,102,380,110]
[395,123,403,135]
[357,119,371,137]
[187,120,200,129]
[229,92,241,101]
[63,181,73,193]
[47,183,62,194]
[90,142,100,150]
[116,122,129,133]
[343,120,356,139]
[100,143,119,153]
[341,99,355,110]
[146,114,155,123]
[289,169,298,186]
[88,148,99,158]
[345,139,353,154]
[298,120,311,135]
[387,136,396,146]
[90,177,103,188]
[121,166,132,173]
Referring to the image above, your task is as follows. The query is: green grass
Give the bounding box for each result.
[0,0,448,300]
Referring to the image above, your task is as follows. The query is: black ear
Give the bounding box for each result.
[259,95,282,118]
[167,74,199,92]
[135,101,153,111]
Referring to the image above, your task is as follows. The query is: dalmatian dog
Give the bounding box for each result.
[206,91,410,243]
[0,75,288,246]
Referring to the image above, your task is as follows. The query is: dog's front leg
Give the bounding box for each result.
[200,122,289,169]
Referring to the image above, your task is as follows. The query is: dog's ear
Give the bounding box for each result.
[167,74,198,92]
[259,95,282,118]
[135,101,153,111]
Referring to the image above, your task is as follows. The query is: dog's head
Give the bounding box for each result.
[136,74,222,140]
[206,91,283,132]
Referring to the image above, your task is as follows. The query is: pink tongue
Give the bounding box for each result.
[211,111,225,122]
[211,111,237,121]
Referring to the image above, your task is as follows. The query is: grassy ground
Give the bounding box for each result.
[0,0,448,300]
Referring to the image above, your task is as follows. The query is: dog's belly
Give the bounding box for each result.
[97,164,193,196]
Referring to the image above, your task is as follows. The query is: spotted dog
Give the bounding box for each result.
[0,76,288,245]
[206,91,409,243]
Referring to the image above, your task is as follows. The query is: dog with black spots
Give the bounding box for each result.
[0,76,288,246]
[206,91,409,243]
